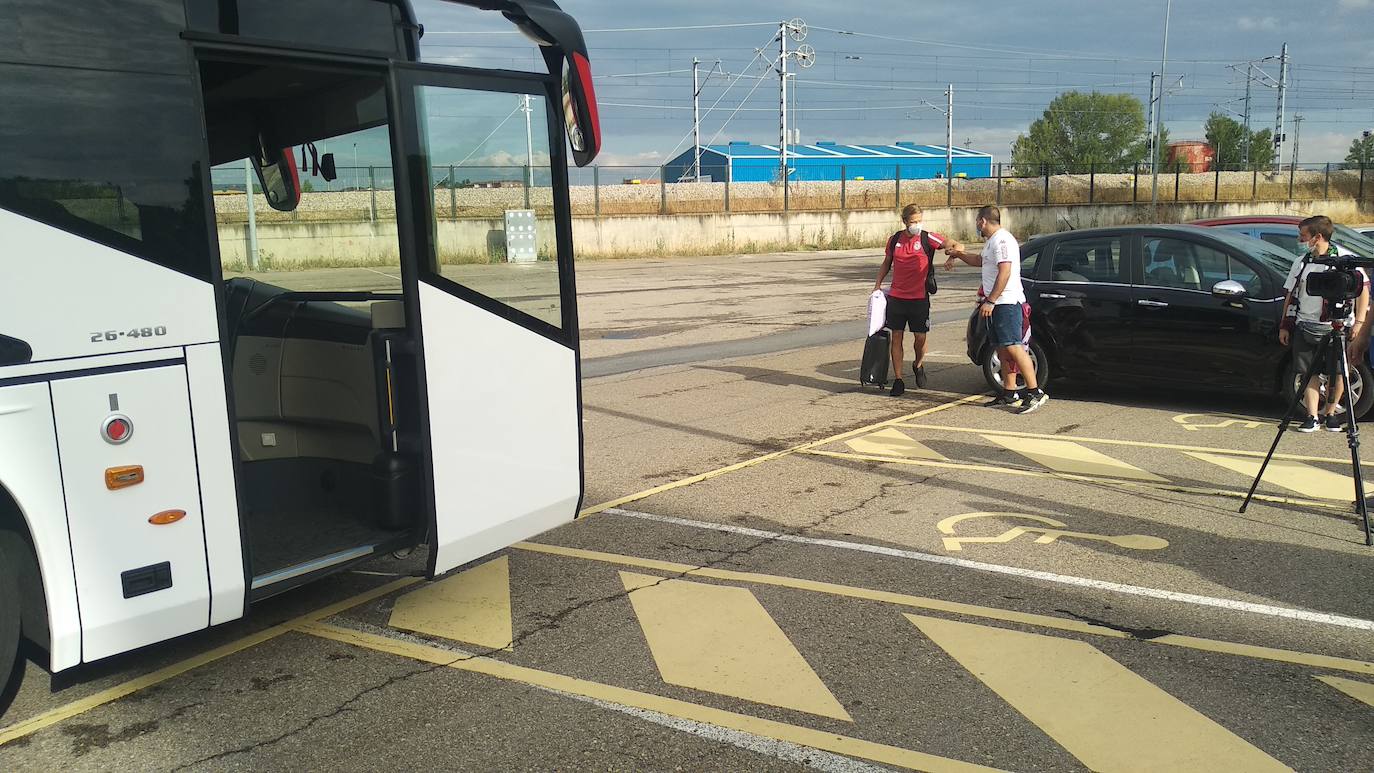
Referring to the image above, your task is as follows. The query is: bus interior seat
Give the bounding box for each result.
[231,299,380,467]
[226,289,420,576]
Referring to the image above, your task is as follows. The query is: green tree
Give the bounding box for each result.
[1011,91,1149,174]
[301,180,315,193]
[1151,124,1172,170]
[1347,132,1374,168]
[1203,113,1274,170]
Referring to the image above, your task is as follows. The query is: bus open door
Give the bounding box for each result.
[402,0,600,576]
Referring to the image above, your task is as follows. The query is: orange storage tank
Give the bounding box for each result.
[1166,141,1215,173]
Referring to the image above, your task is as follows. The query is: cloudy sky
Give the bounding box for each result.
[411,0,1374,170]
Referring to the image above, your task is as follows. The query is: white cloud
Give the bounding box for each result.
[1339,0,1372,9]
[1237,16,1280,30]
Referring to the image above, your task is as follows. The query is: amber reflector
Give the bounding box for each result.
[148,510,186,526]
[105,465,145,490]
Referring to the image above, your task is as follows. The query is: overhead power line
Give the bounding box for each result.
[424,22,778,34]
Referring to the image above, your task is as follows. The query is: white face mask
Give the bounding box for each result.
[907,222,923,236]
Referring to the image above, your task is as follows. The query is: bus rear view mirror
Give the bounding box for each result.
[253,144,302,212]
[560,53,600,166]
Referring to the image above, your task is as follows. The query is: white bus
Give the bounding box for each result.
[0,0,601,712]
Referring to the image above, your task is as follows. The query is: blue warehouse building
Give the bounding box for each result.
[664,141,995,183]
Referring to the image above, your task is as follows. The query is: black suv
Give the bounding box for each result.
[965,224,1374,417]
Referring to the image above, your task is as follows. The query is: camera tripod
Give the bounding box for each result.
[1240,318,1374,545]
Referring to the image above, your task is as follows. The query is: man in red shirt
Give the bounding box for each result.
[873,204,961,396]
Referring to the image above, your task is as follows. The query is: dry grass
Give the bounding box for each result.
[211,168,1371,224]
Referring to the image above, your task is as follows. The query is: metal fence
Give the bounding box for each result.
[210,162,1373,224]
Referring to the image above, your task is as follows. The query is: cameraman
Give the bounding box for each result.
[1279,215,1370,432]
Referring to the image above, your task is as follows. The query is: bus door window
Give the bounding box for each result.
[413,87,565,331]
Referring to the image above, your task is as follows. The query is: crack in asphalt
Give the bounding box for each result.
[169,665,439,771]
[170,478,937,767]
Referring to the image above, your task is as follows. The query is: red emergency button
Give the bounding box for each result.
[102,414,133,445]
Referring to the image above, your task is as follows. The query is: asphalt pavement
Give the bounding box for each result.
[3,249,1372,772]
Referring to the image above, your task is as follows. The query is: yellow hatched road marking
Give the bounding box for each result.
[579,393,985,516]
[892,423,1374,466]
[908,614,1292,773]
[620,571,851,721]
[389,556,513,650]
[1185,452,1371,501]
[983,435,1167,482]
[0,577,420,748]
[800,448,1339,510]
[514,541,1374,677]
[299,622,1008,773]
[844,428,947,460]
[1317,675,1374,708]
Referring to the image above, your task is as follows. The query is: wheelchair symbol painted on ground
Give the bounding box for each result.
[1173,413,1267,432]
[936,512,1169,552]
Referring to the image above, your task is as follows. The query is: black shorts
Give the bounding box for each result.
[1292,323,1338,381]
[885,297,930,334]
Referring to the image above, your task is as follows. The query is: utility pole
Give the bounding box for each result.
[770,20,812,186]
[1241,62,1253,168]
[1292,114,1303,168]
[1150,0,1172,208]
[689,58,723,182]
[693,58,702,182]
[945,84,953,197]
[1146,72,1158,172]
[521,93,534,188]
[244,158,258,270]
[778,21,787,185]
[1273,42,1288,174]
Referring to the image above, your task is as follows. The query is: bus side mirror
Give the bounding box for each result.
[253,144,302,212]
[318,153,337,182]
[560,52,600,167]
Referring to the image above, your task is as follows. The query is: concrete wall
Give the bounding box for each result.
[217,197,1372,268]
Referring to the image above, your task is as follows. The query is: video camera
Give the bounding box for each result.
[1304,252,1374,303]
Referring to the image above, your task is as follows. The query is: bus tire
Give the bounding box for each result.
[0,532,23,717]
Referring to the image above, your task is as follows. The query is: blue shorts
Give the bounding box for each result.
[989,303,1025,347]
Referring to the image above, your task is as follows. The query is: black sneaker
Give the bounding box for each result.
[1018,390,1050,415]
[890,378,906,397]
[1324,414,1346,432]
[985,391,1022,407]
[913,365,928,389]
[1296,415,1319,433]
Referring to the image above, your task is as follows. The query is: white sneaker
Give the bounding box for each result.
[1017,391,1049,415]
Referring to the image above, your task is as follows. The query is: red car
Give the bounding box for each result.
[1191,215,1374,258]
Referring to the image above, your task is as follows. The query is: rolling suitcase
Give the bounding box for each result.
[860,330,890,387]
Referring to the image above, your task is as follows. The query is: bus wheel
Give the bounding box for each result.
[0,534,24,717]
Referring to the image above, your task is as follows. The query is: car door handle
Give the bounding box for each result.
[1040,293,1067,300]
[1136,299,1169,308]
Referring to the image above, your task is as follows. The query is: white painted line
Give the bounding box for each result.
[606,509,1374,633]
[362,267,403,281]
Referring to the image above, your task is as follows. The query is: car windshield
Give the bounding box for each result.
[1334,224,1374,259]
[1205,229,1305,275]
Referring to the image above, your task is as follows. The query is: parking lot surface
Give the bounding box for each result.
[2,250,1372,772]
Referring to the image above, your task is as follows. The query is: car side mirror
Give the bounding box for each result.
[1212,280,1247,299]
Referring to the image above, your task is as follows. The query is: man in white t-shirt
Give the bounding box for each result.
[944,206,1048,414]
[1279,215,1370,432]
